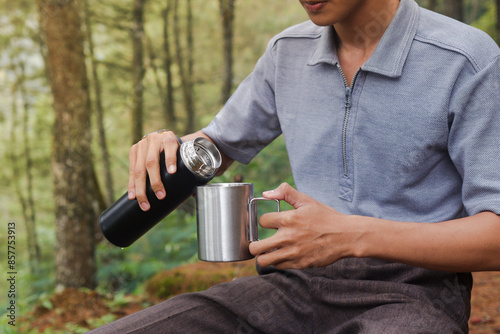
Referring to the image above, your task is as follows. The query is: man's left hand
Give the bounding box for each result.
[249,183,357,269]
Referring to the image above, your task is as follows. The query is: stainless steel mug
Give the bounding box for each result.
[196,183,280,262]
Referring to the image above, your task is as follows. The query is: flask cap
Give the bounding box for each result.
[180,137,222,179]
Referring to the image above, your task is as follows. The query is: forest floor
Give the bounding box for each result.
[469,271,500,333]
[20,264,500,333]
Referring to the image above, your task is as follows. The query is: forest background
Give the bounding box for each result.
[0,0,499,332]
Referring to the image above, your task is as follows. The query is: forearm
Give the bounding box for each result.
[354,211,500,272]
[251,183,500,271]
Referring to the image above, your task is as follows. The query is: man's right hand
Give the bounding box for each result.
[128,129,232,211]
[128,129,181,211]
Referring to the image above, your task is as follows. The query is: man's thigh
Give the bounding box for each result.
[87,269,315,333]
[324,302,465,334]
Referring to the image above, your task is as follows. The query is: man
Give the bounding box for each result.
[92,0,500,332]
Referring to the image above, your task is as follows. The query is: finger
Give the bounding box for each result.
[249,237,279,257]
[128,144,139,200]
[249,227,290,256]
[134,142,150,211]
[263,182,311,209]
[271,259,303,270]
[259,211,285,229]
[254,246,296,269]
[256,246,314,270]
[145,136,165,200]
[161,132,180,174]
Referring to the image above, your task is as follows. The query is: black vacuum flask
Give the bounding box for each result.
[99,137,222,247]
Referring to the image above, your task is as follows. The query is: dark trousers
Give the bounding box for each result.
[88,258,471,333]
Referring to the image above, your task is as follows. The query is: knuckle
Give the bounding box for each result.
[161,134,179,145]
[279,182,290,189]
[302,254,315,268]
[281,215,293,227]
[280,247,299,266]
[145,158,157,169]
[288,245,300,259]
[134,190,143,199]
[135,186,146,198]
[149,179,163,191]
[134,168,145,179]
[152,130,173,138]
[127,177,135,188]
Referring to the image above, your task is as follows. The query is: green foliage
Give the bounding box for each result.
[0,324,18,334]
[471,1,498,42]
[96,206,199,293]
[86,314,119,331]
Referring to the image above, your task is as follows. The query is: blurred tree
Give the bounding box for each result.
[219,0,236,105]
[427,0,438,11]
[163,0,177,130]
[36,0,98,289]
[497,0,500,43]
[84,0,115,205]
[8,69,41,275]
[186,0,195,133]
[467,0,481,23]
[173,0,195,134]
[131,0,147,143]
[147,0,177,131]
[444,0,465,21]
[17,63,41,270]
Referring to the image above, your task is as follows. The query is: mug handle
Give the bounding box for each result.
[248,198,280,242]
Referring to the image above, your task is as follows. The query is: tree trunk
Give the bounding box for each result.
[444,0,464,22]
[147,28,176,132]
[174,0,195,134]
[496,0,500,44]
[147,36,167,120]
[9,79,39,275]
[18,63,42,269]
[185,0,195,133]
[467,0,480,24]
[219,0,236,105]
[163,0,176,130]
[83,0,115,206]
[36,0,97,289]
[427,0,437,11]
[131,0,146,143]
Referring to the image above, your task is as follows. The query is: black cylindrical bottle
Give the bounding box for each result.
[99,137,222,247]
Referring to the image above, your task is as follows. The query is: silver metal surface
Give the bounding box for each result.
[180,137,222,179]
[196,183,254,262]
[196,183,281,262]
[249,197,280,242]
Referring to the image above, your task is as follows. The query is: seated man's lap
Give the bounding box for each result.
[88,261,469,333]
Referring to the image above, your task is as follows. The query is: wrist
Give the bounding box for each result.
[346,215,378,260]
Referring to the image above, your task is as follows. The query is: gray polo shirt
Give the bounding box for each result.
[203,0,500,223]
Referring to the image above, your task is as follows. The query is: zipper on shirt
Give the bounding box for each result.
[336,64,361,178]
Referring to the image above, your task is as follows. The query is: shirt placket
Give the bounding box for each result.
[336,64,361,202]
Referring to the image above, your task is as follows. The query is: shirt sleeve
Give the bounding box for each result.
[202,40,282,164]
[448,56,500,216]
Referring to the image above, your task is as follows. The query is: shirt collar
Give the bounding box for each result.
[308,0,420,78]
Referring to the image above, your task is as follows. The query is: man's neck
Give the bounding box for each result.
[334,0,400,52]
[332,0,400,84]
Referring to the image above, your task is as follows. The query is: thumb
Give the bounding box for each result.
[262,182,311,209]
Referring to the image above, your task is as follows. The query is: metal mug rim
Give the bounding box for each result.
[197,182,253,188]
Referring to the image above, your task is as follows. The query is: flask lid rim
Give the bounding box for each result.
[180,137,222,178]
